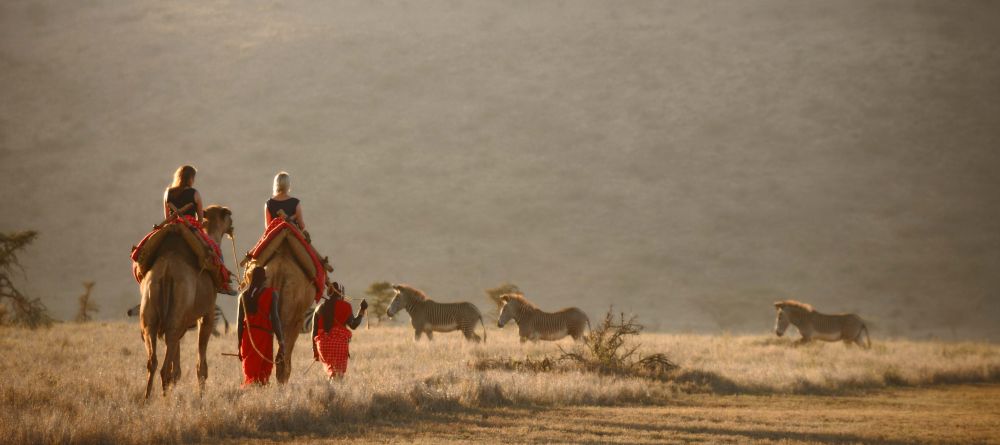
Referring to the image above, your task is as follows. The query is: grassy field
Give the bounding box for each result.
[2,322,999,444]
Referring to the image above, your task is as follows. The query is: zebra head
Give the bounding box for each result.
[497,294,517,328]
[386,285,404,317]
[773,302,790,337]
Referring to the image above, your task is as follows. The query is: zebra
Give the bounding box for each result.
[497,293,589,342]
[127,303,229,337]
[386,284,486,342]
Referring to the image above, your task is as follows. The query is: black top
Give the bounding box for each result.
[167,187,198,217]
[267,197,300,220]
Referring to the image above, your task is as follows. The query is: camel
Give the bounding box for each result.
[139,205,233,398]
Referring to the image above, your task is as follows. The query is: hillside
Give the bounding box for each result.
[1,0,998,337]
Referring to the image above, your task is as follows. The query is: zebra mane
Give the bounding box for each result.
[395,284,430,302]
[501,293,538,310]
[775,300,814,313]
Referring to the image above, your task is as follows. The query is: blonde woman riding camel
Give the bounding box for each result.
[265,171,306,231]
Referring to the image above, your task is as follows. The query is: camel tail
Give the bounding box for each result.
[156,267,173,339]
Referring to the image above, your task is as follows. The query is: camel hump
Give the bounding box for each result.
[131,219,228,291]
[247,218,329,303]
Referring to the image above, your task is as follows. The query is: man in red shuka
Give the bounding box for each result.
[311,282,367,378]
[238,267,285,387]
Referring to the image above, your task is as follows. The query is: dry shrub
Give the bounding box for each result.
[476,308,678,381]
[559,308,677,380]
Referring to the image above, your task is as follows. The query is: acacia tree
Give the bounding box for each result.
[74,281,99,323]
[0,231,53,328]
[484,283,521,322]
[364,281,396,325]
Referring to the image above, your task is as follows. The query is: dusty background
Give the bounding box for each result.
[1,0,998,337]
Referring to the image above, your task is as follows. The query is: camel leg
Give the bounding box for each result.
[161,333,182,395]
[276,329,299,384]
[196,315,213,394]
[143,330,158,400]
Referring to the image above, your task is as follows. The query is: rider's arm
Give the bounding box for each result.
[194,190,204,223]
[163,189,172,220]
[294,202,305,231]
[264,203,272,228]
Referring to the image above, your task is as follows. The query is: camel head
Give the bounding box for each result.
[203,205,234,240]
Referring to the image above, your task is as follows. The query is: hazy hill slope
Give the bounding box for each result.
[1,0,998,337]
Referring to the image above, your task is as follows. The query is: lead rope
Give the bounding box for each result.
[229,231,243,284]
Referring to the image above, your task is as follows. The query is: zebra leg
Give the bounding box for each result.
[425,331,433,341]
[519,336,527,344]
[466,330,482,343]
[414,330,422,341]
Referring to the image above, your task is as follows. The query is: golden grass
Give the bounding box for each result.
[1,322,998,444]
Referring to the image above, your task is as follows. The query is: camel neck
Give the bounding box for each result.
[204,226,226,246]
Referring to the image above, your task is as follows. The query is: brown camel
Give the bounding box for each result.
[139,206,233,398]
[245,240,327,384]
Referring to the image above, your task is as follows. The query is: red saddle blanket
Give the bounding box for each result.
[130,215,232,292]
[246,218,327,303]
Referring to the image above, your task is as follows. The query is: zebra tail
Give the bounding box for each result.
[480,314,487,343]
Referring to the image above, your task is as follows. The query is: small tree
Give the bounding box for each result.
[484,283,521,322]
[75,281,99,323]
[364,281,396,325]
[0,231,53,328]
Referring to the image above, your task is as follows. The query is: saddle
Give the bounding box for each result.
[242,217,331,303]
[130,215,232,292]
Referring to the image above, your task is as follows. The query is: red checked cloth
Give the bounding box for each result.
[315,327,352,377]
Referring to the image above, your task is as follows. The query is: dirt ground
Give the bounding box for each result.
[224,384,1000,444]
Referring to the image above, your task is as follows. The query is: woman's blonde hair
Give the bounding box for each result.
[170,165,196,189]
[273,171,291,195]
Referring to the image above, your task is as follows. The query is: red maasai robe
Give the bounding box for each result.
[314,300,354,377]
[240,288,275,386]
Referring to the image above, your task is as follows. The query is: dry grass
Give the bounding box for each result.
[256,385,1000,444]
[1,322,999,444]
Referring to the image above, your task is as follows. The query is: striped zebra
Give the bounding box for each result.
[386,284,486,342]
[497,294,589,342]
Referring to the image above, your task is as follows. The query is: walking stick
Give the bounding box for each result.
[302,359,317,376]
